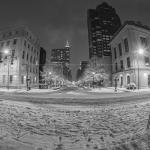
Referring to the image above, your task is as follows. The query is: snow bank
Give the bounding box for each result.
[0,100,150,149]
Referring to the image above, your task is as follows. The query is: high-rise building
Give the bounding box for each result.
[51,41,70,63]
[0,26,40,89]
[39,47,46,84]
[50,41,72,80]
[87,2,121,58]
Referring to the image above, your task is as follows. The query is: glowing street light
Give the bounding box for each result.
[138,48,144,55]
[4,49,10,55]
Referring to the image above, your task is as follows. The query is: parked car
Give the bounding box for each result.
[126,83,136,90]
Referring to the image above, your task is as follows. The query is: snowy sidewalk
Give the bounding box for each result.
[87,87,150,93]
[0,88,59,93]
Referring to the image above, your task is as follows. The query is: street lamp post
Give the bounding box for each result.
[26,64,30,91]
[137,49,144,90]
[7,57,10,90]
[22,63,30,91]
[49,72,52,88]
[92,72,95,88]
[114,77,118,92]
[4,49,11,90]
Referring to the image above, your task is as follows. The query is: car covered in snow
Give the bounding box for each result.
[126,83,136,90]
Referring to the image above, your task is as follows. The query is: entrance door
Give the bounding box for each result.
[148,75,150,87]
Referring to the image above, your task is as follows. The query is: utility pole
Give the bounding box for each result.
[7,56,10,90]
[26,64,30,91]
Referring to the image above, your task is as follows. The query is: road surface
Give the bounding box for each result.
[0,86,150,105]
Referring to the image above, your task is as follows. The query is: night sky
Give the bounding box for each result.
[0,0,149,77]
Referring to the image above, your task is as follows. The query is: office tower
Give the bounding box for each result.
[50,41,72,80]
[39,47,46,84]
[87,2,121,58]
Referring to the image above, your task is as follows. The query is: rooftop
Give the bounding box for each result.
[110,20,150,43]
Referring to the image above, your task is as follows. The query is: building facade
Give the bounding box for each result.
[50,41,72,81]
[76,61,89,81]
[0,26,40,89]
[87,2,121,59]
[39,47,46,84]
[110,21,150,89]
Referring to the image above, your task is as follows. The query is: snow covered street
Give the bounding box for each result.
[0,99,150,149]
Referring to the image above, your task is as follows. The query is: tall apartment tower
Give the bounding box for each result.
[51,41,70,63]
[0,26,40,89]
[39,47,46,83]
[50,41,72,80]
[87,2,121,59]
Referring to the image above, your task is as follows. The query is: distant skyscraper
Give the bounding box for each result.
[50,41,72,80]
[39,47,46,84]
[51,41,70,63]
[76,61,89,81]
[87,2,121,59]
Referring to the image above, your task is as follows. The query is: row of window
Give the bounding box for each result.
[24,40,39,56]
[115,57,130,72]
[114,36,149,59]
[1,29,35,43]
[22,51,37,64]
[21,76,37,84]
[0,39,17,47]
[2,75,37,84]
[114,38,129,59]
[0,49,16,64]
[119,75,130,86]
[2,75,14,84]
[2,30,19,39]
[115,56,150,72]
